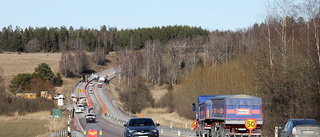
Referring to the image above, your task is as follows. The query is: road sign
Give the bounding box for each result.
[245,118,257,130]
[58,98,64,106]
[191,119,197,128]
[53,109,61,118]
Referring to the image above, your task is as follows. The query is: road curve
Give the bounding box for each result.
[73,67,177,137]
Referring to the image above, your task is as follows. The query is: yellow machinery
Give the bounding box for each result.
[41,91,52,99]
[16,93,36,99]
[16,91,52,99]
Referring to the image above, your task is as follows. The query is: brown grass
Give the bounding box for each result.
[0,52,118,136]
[141,108,194,129]
[108,77,193,129]
[149,85,168,102]
[0,52,61,88]
[0,120,48,137]
[0,51,192,133]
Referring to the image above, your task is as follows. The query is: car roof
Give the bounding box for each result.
[289,119,319,125]
[130,117,153,120]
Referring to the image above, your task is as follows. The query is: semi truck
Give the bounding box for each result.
[192,95,218,136]
[193,95,263,137]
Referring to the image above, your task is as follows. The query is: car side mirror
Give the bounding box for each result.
[123,124,127,127]
[156,123,160,126]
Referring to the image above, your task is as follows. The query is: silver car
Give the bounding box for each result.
[280,119,320,137]
[85,113,96,123]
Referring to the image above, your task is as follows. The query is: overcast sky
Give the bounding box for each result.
[1,0,271,31]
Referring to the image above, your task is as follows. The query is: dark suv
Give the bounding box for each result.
[124,118,160,137]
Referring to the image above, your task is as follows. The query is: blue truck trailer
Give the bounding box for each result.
[192,95,218,136]
[193,95,263,137]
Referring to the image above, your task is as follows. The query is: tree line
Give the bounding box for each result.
[116,0,320,136]
[0,25,208,53]
[0,0,319,136]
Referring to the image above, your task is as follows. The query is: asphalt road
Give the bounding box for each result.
[73,67,176,137]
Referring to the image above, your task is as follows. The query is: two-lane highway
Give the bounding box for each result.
[73,68,177,137]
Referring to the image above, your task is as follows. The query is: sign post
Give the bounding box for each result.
[245,118,257,136]
[57,98,63,131]
[52,109,61,133]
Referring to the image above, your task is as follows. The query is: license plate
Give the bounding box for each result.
[237,128,247,131]
[303,130,314,134]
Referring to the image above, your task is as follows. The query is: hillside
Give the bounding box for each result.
[0,52,193,136]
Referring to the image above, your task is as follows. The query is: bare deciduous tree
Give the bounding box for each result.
[26,38,41,53]
[93,47,105,65]
[118,47,143,85]
[74,49,87,74]
[145,39,164,84]
[59,51,73,77]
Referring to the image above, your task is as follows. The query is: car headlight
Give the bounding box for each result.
[128,130,136,133]
[150,129,158,133]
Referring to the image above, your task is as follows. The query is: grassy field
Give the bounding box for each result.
[0,52,118,136]
[0,120,48,137]
[0,52,193,136]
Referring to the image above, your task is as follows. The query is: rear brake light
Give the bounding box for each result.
[292,127,296,135]
[205,125,211,127]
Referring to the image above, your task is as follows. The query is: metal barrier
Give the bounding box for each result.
[158,126,196,137]
[55,67,197,137]
[51,130,83,137]
[102,86,197,137]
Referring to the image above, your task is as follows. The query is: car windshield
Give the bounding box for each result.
[292,119,319,126]
[78,104,84,107]
[129,119,155,127]
[87,114,94,116]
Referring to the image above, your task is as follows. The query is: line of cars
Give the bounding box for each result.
[88,81,103,94]
[76,81,100,123]
[82,79,161,136]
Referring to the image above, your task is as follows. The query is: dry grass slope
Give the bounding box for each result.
[0,52,118,136]
[0,120,48,137]
[0,52,194,135]
[0,53,61,87]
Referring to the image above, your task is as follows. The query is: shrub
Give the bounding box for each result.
[119,76,154,114]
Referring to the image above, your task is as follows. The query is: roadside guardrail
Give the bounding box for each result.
[54,68,197,137]
[51,130,83,137]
